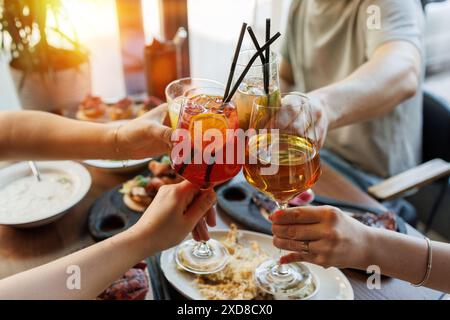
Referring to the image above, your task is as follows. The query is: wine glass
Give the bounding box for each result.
[234,50,314,206]
[165,78,224,129]
[244,92,322,296]
[170,85,242,274]
[233,50,280,130]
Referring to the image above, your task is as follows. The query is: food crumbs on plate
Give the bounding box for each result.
[178,225,273,300]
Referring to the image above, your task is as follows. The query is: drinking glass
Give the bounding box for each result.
[244,93,322,296]
[165,78,224,129]
[171,86,242,274]
[233,50,281,130]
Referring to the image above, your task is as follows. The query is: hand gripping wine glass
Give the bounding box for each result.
[244,93,322,296]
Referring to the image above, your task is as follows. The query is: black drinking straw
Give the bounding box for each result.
[265,19,271,63]
[247,26,269,94]
[176,147,195,176]
[224,22,248,101]
[265,19,271,94]
[224,32,281,103]
[204,153,216,187]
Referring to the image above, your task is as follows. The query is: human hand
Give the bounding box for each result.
[130,181,217,254]
[116,103,215,241]
[274,93,329,148]
[192,207,216,242]
[115,104,173,159]
[270,206,372,269]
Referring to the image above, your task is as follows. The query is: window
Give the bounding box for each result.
[188,0,292,83]
[0,0,292,107]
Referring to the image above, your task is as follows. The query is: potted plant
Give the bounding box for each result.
[0,0,90,113]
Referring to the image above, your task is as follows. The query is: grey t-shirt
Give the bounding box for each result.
[282,0,425,178]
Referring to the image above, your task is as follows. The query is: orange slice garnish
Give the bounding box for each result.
[189,113,229,141]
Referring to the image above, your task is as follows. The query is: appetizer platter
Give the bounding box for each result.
[161,227,354,300]
[216,181,407,236]
[88,157,182,240]
[75,94,162,123]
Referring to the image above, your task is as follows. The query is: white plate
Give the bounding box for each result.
[0,161,91,228]
[161,229,354,300]
[83,159,151,172]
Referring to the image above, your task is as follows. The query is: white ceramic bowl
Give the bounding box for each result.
[0,161,91,228]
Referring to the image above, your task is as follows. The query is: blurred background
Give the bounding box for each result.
[2,0,450,106]
[0,0,449,239]
[0,0,291,106]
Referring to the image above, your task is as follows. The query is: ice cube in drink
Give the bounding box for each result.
[171,94,242,189]
[233,78,281,130]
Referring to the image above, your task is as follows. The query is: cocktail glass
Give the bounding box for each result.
[171,86,242,274]
[165,78,224,129]
[233,50,281,130]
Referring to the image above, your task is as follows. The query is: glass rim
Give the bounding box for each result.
[236,49,280,68]
[252,92,310,109]
[183,86,226,98]
[179,86,230,110]
[165,77,225,99]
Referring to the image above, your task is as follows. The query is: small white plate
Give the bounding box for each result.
[0,161,91,228]
[161,229,354,300]
[83,159,151,172]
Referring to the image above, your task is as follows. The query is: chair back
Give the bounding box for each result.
[422,90,450,162]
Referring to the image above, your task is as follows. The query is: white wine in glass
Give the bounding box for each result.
[244,93,322,296]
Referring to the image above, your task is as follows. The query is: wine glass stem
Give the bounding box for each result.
[274,202,289,275]
[192,240,213,259]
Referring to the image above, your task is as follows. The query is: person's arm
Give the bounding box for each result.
[271,206,450,294]
[279,40,421,147]
[311,40,421,131]
[0,104,173,161]
[0,106,213,243]
[280,59,295,93]
[367,227,450,293]
[0,181,216,300]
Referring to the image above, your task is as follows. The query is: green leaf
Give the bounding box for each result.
[160,156,172,165]
[135,175,149,188]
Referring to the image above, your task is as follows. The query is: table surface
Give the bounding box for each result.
[0,162,443,300]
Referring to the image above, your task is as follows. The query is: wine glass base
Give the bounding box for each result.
[175,239,229,275]
[255,259,313,297]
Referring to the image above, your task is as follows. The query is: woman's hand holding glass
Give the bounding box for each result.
[113,103,216,242]
[130,181,217,256]
[270,206,371,270]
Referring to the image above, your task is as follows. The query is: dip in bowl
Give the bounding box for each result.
[0,161,91,228]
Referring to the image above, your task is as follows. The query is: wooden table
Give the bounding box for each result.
[0,163,443,300]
